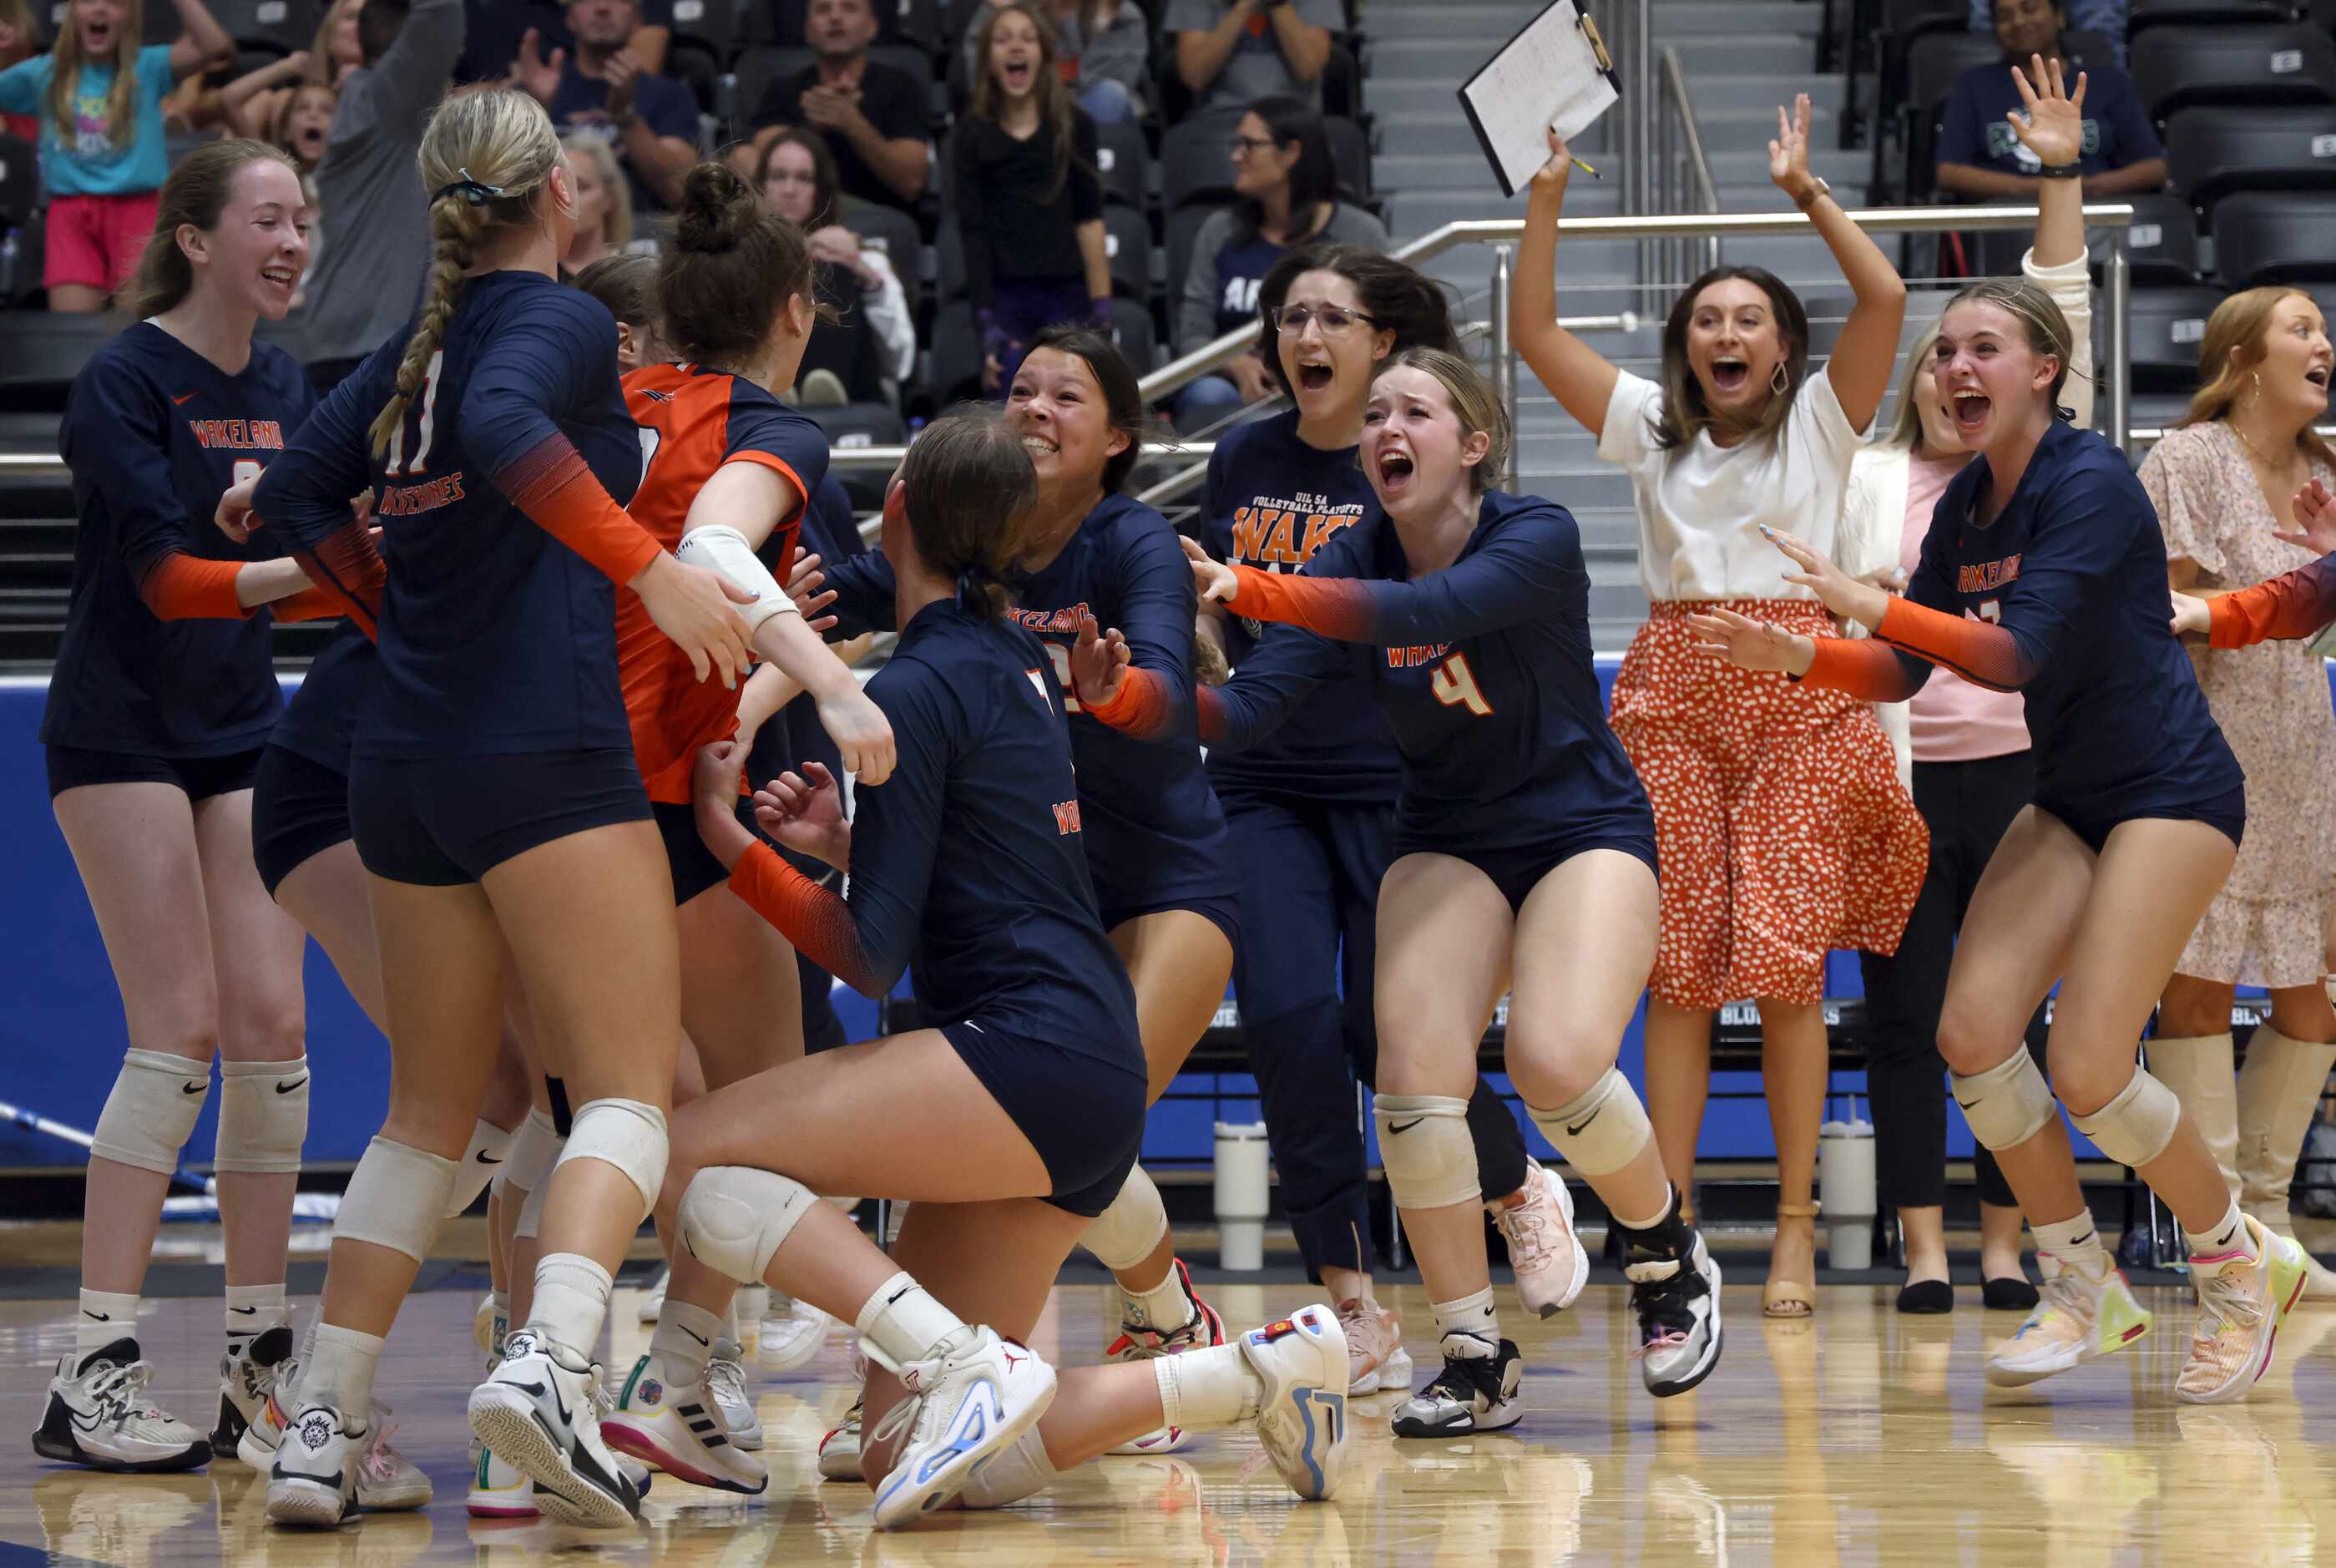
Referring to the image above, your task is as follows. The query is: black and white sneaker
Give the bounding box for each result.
[32,1338,210,1473]
[467,1329,640,1529]
[1388,1334,1523,1439]
[1625,1225,1723,1398]
[265,1403,360,1528]
[212,1324,294,1458]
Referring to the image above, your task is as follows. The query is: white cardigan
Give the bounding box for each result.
[1838,249,2096,787]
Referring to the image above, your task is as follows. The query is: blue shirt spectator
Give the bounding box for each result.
[512,0,699,213]
[1936,0,2166,201]
[1969,0,2126,63]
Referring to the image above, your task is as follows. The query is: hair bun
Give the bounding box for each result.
[674,161,758,254]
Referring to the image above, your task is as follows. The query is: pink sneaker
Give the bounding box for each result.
[1335,1297,1413,1395]
[1491,1159,1589,1318]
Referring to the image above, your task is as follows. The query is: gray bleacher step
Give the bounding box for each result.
[1653,33,1823,77]
[1361,3,1558,42]
[1641,73,1847,115]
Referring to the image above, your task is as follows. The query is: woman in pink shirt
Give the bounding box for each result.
[1837,162,2090,1314]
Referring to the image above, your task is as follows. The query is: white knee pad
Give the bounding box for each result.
[1080,1166,1168,1271]
[554,1098,670,1213]
[1373,1094,1480,1210]
[442,1116,516,1218]
[1951,1047,2056,1151]
[2070,1066,2182,1170]
[677,1166,817,1284]
[513,1137,564,1241]
[213,1055,309,1176]
[958,1425,1058,1509]
[1527,1067,1652,1178]
[676,524,796,635]
[92,1049,211,1175]
[493,1109,560,1205]
[334,1137,460,1263]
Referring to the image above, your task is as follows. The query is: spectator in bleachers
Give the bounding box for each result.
[756,128,915,400]
[0,0,43,143]
[314,0,366,88]
[163,47,301,137]
[1166,0,1338,122]
[958,1,1150,124]
[1937,0,2164,205]
[294,0,463,393]
[1173,95,1385,429]
[957,3,1108,393]
[1967,0,2125,64]
[738,0,931,212]
[512,0,698,215]
[561,130,635,276]
[458,0,670,83]
[0,0,235,312]
[273,76,336,175]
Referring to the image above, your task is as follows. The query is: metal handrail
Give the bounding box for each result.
[1653,47,1722,288]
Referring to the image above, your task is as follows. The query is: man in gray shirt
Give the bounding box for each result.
[1165,0,1341,120]
[296,0,467,392]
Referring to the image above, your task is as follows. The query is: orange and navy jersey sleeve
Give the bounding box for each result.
[2207,555,2336,648]
[715,379,827,540]
[1798,635,1928,701]
[1080,514,1202,743]
[256,344,400,637]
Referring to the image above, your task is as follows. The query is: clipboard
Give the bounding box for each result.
[1457,0,1623,199]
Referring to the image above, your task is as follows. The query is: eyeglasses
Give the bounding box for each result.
[1269,304,1379,336]
[1227,136,1279,157]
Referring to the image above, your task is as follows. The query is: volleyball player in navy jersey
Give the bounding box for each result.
[810,326,1238,1455]
[664,410,1350,1528]
[1155,348,1722,1434]
[1194,243,1560,1396]
[246,89,757,1529]
[1696,271,2308,1404]
[33,139,346,1476]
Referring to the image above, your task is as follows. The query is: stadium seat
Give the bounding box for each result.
[730,46,816,134]
[841,197,924,321]
[806,400,907,448]
[1165,203,1226,318]
[1322,38,1364,124]
[1900,30,2000,201]
[1323,114,1373,207]
[664,35,725,117]
[926,298,983,403]
[2131,24,2336,119]
[935,218,966,301]
[206,0,318,49]
[1095,118,1149,215]
[1160,117,1236,214]
[1102,204,1151,302]
[667,0,747,59]
[0,134,37,230]
[2127,0,2296,40]
[2212,190,2336,285]
[2117,192,2201,283]
[1106,296,1157,370]
[0,313,121,413]
[2162,105,2336,213]
[2125,285,2230,392]
[1,210,40,306]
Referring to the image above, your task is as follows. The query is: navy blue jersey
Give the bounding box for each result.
[826,494,1236,913]
[1201,489,1655,854]
[1832,420,2242,818]
[255,271,651,760]
[1198,409,1400,804]
[42,323,315,756]
[269,622,377,773]
[730,596,1143,1066]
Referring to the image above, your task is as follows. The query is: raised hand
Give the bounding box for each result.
[1760,524,1889,627]
[2273,477,2336,555]
[1687,606,1816,675]
[1181,536,1239,604]
[1069,612,1132,708]
[510,28,564,105]
[753,761,852,869]
[1768,94,1814,197]
[2006,52,2086,169]
[1529,126,1574,201]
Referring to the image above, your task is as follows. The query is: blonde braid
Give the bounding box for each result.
[367,195,489,457]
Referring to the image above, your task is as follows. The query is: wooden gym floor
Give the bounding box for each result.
[2,1240,2334,1568]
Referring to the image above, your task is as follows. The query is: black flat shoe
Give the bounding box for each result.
[1895,1278,1954,1314]
[1981,1274,2040,1311]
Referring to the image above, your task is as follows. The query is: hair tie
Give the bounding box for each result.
[432,167,505,206]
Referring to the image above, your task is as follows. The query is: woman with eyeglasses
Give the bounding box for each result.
[1171,95,1387,432]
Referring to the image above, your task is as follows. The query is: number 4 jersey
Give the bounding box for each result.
[1199,489,1654,857]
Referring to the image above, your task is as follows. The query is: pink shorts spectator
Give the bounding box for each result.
[44,190,162,294]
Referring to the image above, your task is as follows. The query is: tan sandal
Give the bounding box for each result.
[1763,1201,1820,1319]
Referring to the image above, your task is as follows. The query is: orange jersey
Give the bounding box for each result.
[617,362,827,803]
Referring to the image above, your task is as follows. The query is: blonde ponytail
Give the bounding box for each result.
[368,88,564,457]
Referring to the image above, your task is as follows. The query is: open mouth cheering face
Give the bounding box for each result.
[1273,268,1388,417]
[1931,298,2059,453]
[1684,276,1788,423]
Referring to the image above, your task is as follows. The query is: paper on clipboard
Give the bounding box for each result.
[1458,0,1621,199]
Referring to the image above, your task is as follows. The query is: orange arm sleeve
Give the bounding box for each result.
[1798,635,1926,702]
[135,554,250,621]
[1223,561,1379,640]
[270,583,349,623]
[495,435,664,586]
[290,520,387,641]
[726,841,878,997]
[2207,558,2336,648]
[1875,594,2032,692]
[1082,667,1176,739]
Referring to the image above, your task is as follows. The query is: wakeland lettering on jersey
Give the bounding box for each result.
[1229,493,1368,567]
[1959,555,2022,594]
[186,418,286,450]
[1004,601,1092,635]
[1387,642,1453,669]
[377,473,469,517]
[1052,800,1083,835]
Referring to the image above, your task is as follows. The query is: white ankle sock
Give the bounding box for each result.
[853,1272,963,1369]
[1151,1342,1259,1429]
[1122,1262,1196,1333]
[1430,1285,1499,1348]
[528,1253,613,1356]
[2183,1199,2258,1264]
[75,1289,139,1360]
[2031,1213,2110,1282]
[225,1282,288,1358]
[303,1323,384,1419]
[651,1300,723,1382]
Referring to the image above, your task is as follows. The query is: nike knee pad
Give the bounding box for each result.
[2070,1066,2182,1169]
[334,1137,460,1263]
[92,1049,210,1175]
[1527,1067,1652,1178]
[554,1097,670,1214]
[213,1055,309,1176]
[442,1116,516,1218]
[1373,1094,1479,1210]
[1081,1165,1168,1271]
[493,1109,560,1206]
[513,1138,564,1241]
[1952,1047,2056,1151]
[677,1166,817,1284]
[958,1425,1058,1508]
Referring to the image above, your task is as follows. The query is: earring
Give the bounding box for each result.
[1771,362,1790,395]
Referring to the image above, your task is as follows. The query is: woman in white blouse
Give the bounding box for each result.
[1514,99,1926,1318]
[1837,124,2092,1314]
